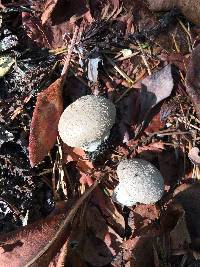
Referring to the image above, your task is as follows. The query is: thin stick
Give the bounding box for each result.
[104,55,135,84]
[61,25,79,83]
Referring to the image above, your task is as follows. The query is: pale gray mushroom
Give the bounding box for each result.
[113,158,164,206]
[58,95,116,152]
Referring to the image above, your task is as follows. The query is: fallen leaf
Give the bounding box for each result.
[131,204,160,237]
[158,149,184,185]
[22,12,51,48]
[22,7,74,49]
[42,0,89,25]
[62,144,94,172]
[83,233,113,266]
[66,218,113,267]
[86,206,108,241]
[186,44,200,120]
[144,111,165,134]
[136,141,165,154]
[171,211,191,252]
[188,147,200,166]
[161,52,188,72]
[41,0,59,25]
[86,206,122,257]
[137,64,173,130]
[122,235,156,267]
[173,184,200,243]
[29,78,63,167]
[163,204,191,254]
[0,213,66,267]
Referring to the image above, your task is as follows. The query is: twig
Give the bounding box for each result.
[24,177,101,267]
[137,41,151,75]
[61,25,80,83]
[114,69,145,103]
[104,55,135,84]
[177,118,200,132]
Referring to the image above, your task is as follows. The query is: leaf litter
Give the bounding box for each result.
[0,0,200,266]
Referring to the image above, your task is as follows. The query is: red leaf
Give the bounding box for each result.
[29,78,63,167]
[62,144,94,172]
[0,213,66,267]
[41,0,59,25]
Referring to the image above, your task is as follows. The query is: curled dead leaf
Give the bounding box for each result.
[29,78,63,167]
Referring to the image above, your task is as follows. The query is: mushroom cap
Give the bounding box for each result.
[58,95,116,149]
[113,158,164,206]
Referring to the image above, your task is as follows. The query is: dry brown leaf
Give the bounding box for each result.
[122,235,156,267]
[158,149,183,185]
[22,2,74,49]
[29,78,63,167]
[41,0,59,25]
[132,204,160,237]
[169,205,191,253]
[144,112,165,134]
[0,214,66,267]
[83,233,113,266]
[62,143,94,172]
[42,0,92,25]
[186,44,200,120]
[136,141,165,154]
[66,223,113,267]
[22,11,52,48]
[173,183,200,245]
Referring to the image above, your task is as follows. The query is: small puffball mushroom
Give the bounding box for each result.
[113,159,164,206]
[58,95,116,152]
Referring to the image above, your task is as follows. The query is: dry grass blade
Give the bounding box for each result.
[24,178,101,267]
[104,55,135,85]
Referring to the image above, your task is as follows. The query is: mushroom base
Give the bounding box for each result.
[81,132,110,152]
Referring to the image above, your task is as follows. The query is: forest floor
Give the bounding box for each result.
[0,0,200,267]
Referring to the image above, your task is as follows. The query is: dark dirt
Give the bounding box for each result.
[0,7,56,233]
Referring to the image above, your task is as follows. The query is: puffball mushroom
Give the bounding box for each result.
[113,159,164,206]
[58,95,116,152]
